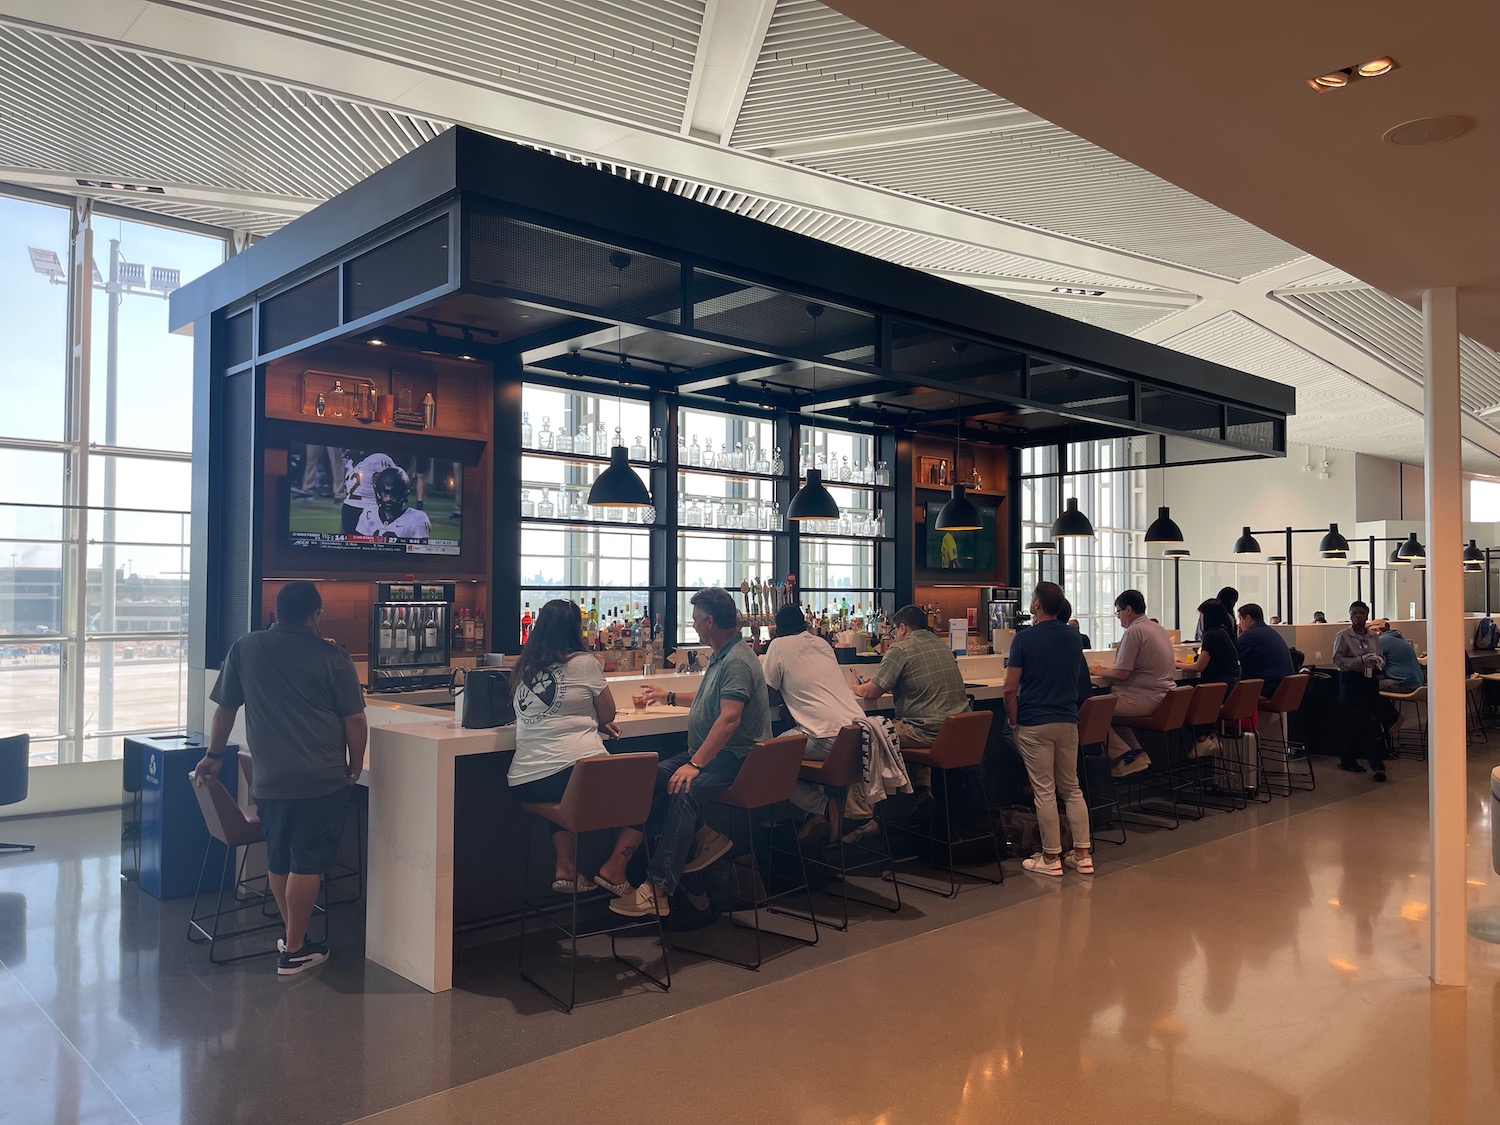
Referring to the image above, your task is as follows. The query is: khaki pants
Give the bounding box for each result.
[1014,721,1089,854]
[1106,693,1164,758]
[894,718,934,790]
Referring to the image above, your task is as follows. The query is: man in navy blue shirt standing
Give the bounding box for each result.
[1003,582,1093,877]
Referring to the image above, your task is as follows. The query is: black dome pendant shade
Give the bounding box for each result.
[934,483,982,531]
[1318,522,1349,558]
[1050,497,1095,538]
[1387,543,1410,566]
[1143,506,1184,544]
[1396,532,1426,561]
[787,468,840,521]
[1464,539,1485,572]
[1232,526,1262,554]
[587,446,652,507]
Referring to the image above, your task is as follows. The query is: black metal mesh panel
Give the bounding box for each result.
[889,322,1024,395]
[216,368,254,661]
[223,310,252,367]
[1164,434,1247,464]
[259,269,339,355]
[686,270,877,365]
[1141,389,1221,437]
[1029,364,1133,421]
[469,212,680,323]
[1226,407,1282,453]
[345,216,451,321]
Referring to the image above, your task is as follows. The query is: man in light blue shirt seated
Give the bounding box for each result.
[1369,620,1424,692]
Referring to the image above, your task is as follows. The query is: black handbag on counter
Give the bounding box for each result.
[458,668,515,729]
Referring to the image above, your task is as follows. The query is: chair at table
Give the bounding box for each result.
[894,710,1003,898]
[1217,679,1266,803]
[1180,681,1231,809]
[187,777,303,965]
[0,734,34,854]
[516,752,667,1012]
[786,724,900,931]
[1112,686,1197,828]
[1257,675,1313,795]
[1076,695,1123,845]
[1379,684,1427,759]
[675,733,818,972]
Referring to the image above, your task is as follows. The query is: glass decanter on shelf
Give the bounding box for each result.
[630,435,647,461]
[678,433,688,464]
[650,427,663,462]
[520,489,535,518]
[837,512,851,535]
[733,442,745,471]
[815,449,827,471]
[595,423,611,457]
[770,500,783,531]
[758,500,772,532]
[685,498,703,527]
[688,436,702,466]
[876,460,890,486]
[521,411,533,447]
[567,489,587,519]
[719,442,731,470]
[754,446,770,474]
[772,446,784,475]
[537,488,555,519]
[838,455,852,482]
[555,425,572,455]
[861,457,875,484]
[537,417,553,451]
[577,424,593,456]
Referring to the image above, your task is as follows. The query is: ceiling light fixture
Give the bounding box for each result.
[1307,56,1398,92]
[1396,532,1426,562]
[588,253,653,510]
[1232,526,1262,555]
[1050,498,1095,539]
[1464,540,1485,572]
[935,408,982,531]
[788,303,841,522]
[1319,522,1350,558]
[1025,540,1057,553]
[1387,543,1410,567]
[1357,57,1397,77]
[367,337,387,347]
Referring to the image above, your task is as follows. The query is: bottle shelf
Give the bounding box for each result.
[676,524,786,537]
[264,407,488,443]
[794,532,894,543]
[522,515,657,530]
[676,462,785,483]
[522,447,657,469]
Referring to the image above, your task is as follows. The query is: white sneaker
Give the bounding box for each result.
[1188,735,1220,759]
[1111,751,1150,778]
[1063,851,1095,874]
[1022,852,1063,877]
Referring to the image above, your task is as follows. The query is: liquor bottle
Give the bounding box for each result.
[393,608,409,657]
[472,612,485,652]
[630,435,647,461]
[315,392,327,418]
[772,446,784,474]
[771,500,783,531]
[588,598,599,637]
[755,446,770,474]
[688,436,702,466]
[452,610,464,652]
[462,608,476,650]
[939,459,949,485]
[520,489,535,518]
[521,603,533,645]
[650,428,663,462]
[839,455,852,482]
[379,608,394,660]
[555,424,572,455]
[331,379,345,417]
[719,442,730,470]
[596,424,611,457]
[538,416,553,451]
[576,423,591,456]
[876,460,890,487]
[538,488,555,519]
[686,498,702,527]
[423,608,438,651]
[733,441,745,470]
[677,433,687,464]
[522,411,533,447]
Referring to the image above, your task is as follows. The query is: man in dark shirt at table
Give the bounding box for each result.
[192,581,368,976]
[1003,582,1093,877]
[1236,603,1295,699]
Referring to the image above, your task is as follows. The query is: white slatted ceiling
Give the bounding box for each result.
[1275,288,1500,415]
[997,294,1175,337]
[0,24,448,200]
[797,127,1306,280]
[1279,265,1362,289]
[173,0,703,132]
[732,0,1009,148]
[90,195,288,237]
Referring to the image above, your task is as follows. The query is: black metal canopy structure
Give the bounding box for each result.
[173,127,1292,455]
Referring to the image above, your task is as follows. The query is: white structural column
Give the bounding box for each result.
[1423,286,1465,986]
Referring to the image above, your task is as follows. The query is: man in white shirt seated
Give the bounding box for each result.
[355,467,433,541]
[1087,589,1176,778]
[763,604,864,845]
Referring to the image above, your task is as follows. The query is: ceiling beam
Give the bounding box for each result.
[680,0,776,144]
[0,164,317,218]
[748,106,1048,162]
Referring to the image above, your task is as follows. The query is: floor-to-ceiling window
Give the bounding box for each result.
[0,189,226,765]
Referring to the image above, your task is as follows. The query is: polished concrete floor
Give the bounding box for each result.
[5,754,1500,1124]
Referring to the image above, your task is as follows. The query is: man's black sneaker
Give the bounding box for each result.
[277,942,330,976]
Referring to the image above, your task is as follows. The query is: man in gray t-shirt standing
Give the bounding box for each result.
[192,581,367,975]
[1088,589,1175,778]
[612,586,770,919]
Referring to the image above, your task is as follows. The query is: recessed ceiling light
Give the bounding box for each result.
[367,337,386,346]
[1309,70,1351,90]
[459,353,476,361]
[1050,286,1106,297]
[1357,57,1396,77]
[75,178,165,194]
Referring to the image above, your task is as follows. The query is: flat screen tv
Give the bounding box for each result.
[923,501,998,570]
[286,443,463,557]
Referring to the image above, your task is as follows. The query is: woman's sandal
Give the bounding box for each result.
[593,873,633,897]
[551,876,598,895]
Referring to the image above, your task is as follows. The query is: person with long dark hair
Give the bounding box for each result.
[508,599,642,896]
[1179,597,1243,765]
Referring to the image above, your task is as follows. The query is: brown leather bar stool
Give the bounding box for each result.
[517,752,666,1012]
[1257,675,1313,795]
[1112,685,1197,828]
[1379,684,1427,759]
[785,724,900,931]
[242,752,365,908]
[1076,695,1124,846]
[674,733,818,971]
[187,777,300,965]
[894,710,1002,898]
[1217,679,1265,803]
[1181,681,1231,810]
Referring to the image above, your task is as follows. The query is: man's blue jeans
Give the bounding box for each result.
[647,748,743,893]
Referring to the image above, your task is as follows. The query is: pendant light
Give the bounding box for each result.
[1387,542,1410,566]
[1318,522,1349,558]
[1396,532,1426,562]
[1144,507,1184,545]
[1050,498,1095,539]
[587,253,654,509]
[934,409,982,531]
[1232,526,1261,554]
[1464,539,1485,572]
[788,303,841,522]
[1024,540,1057,553]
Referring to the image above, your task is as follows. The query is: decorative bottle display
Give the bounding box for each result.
[538,488,555,519]
[522,411,533,447]
[631,435,647,460]
[772,446,784,474]
[650,428,663,461]
[755,447,770,474]
[876,460,890,486]
[538,416,553,451]
[520,490,534,518]
[688,436,702,466]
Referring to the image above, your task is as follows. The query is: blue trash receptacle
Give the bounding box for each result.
[130,734,239,900]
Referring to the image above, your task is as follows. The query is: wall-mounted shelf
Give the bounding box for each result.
[264,406,489,444]
[522,515,657,531]
[522,447,658,469]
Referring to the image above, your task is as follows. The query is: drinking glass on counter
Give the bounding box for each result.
[632,692,647,714]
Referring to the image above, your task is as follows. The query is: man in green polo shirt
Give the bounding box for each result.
[612,586,770,918]
[853,604,970,813]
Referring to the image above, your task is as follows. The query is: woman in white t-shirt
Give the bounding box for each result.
[508,600,641,896]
